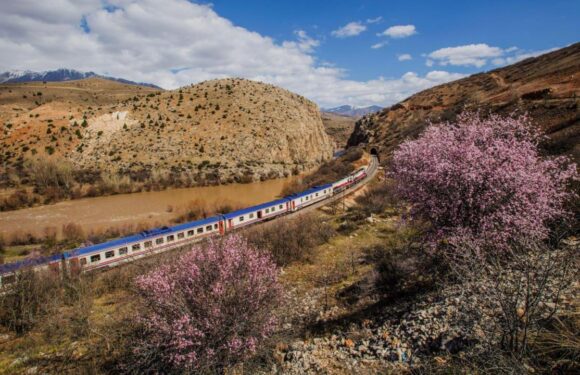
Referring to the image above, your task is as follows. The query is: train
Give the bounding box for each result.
[0,164,370,287]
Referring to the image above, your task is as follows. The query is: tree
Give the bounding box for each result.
[391,112,577,253]
[133,235,282,372]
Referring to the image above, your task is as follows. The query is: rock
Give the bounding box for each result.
[344,338,355,348]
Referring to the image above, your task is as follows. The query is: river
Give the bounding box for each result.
[0,176,298,239]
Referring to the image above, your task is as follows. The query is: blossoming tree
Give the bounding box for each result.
[391,112,577,253]
[134,234,282,372]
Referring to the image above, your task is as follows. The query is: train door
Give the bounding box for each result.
[68,258,81,275]
[228,219,233,229]
[257,210,262,219]
[219,220,225,234]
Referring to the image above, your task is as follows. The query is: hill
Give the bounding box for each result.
[321,111,357,149]
[347,43,580,163]
[324,105,382,117]
[0,68,161,89]
[0,77,333,189]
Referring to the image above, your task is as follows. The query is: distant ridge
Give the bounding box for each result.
[323,105,382,117]
[0,68,162,89]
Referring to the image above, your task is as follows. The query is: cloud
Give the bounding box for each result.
[428,44,559,68]
[428,44,503,67]
[380,25,416,38]
[492,47,558,66]
[0,0,465,107]
[371,41,388,49]
[331,21,366,38]
[397,53,412,61]
[366,16,382,24]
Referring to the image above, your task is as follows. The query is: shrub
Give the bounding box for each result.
[133,235,282,372]
[246,213,335,266]
[391,112,577,253]
[0,269,61,334]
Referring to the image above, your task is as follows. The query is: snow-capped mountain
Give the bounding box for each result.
[323,105,382,117]
[0,68,161,89]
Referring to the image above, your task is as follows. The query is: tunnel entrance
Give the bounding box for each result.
[370,147,380,162]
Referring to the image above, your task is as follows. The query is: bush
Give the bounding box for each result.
[133,235,282,373]
[391,112,577,253]
[246,213,335,266]
[0,269,61,334]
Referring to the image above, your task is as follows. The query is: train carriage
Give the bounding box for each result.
[286,184,333,211]
[65,216,223,272]
[222,198,289,231]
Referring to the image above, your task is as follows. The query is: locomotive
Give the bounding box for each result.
[0,164,370,286]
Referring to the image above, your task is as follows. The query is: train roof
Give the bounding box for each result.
[222,198,290,219]
[65,216,222,258]
[0,253,61,275]
[285,184,333,200]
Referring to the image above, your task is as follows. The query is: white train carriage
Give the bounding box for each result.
[352,167,367,183]
[332,175,354,193]
[0,254,62,287]
[64,216,223,272]
[222,198,290,231]
[286,184,333,211]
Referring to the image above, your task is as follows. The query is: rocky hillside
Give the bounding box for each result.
[0,77,333,184]
[348,43,580,163]
[321,112,357,149]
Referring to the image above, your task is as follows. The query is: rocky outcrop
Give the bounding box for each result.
[0,77,334,183]
[348,43,580,164]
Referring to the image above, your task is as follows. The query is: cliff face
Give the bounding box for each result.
[348,43,580,163]
[0,77,333,183]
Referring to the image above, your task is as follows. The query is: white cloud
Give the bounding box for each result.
[428,44,503,67]
[428,44,559,68]
[397,53,412,61]
[380,25,417,38]
[331,21,366,38]
[366,16,382,24]
[0,0,465,107]
[371,41,388,49]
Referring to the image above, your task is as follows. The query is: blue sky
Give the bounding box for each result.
[0,0,577,107]
[211,0,578,81]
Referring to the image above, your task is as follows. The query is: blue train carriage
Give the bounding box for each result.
[286,183,333,211]
[64,216,224,272]
[222,198,290,230]
[0,253,62,288]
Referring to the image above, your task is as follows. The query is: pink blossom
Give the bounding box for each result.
[391,112,577,253]
[134,234,283,371]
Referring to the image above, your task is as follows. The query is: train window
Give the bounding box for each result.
[119,247,128,256]
[279,204,283,209]
[197,228,203,234]
[105,250,115,259]
[132,243,141,251]
[206,225,212,231]
[90,254,101,262]
[178,232,185,239]
[249,213,254,218]
[187,230,195,236]
[265,208,269,213]
[167,235,175,242]
[156,237,164,245]
[239,216,244,222]
[80,258,87,266]
[144,241,152,248]
[214,224,218,229]
[316,193,319,197]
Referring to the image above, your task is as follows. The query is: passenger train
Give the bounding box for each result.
[0,165,370,286]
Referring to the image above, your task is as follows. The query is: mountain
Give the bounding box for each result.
[348,43,580,164]
[0,77,333,184]
[324,105,382,117]
[0,68,162,89]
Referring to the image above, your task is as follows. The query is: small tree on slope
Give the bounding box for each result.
[391,112,577,254]
[134,234,282,372]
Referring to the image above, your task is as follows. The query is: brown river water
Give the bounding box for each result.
[0,176,298,239]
